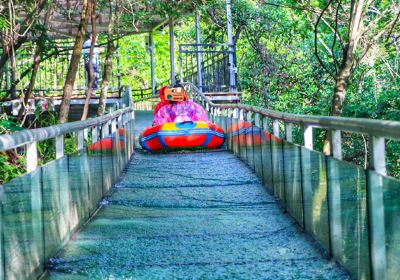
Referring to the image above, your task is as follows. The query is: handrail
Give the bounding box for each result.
[0,107,133,152]
[134,95,159,103]
[196,90,400,280]
[0,90,136,280]
[183,82,400,141]
[184,82,400,176]
[132,95,159,112]
[0,86,135,173]
[180,43,230,47]
[131,79,171,96]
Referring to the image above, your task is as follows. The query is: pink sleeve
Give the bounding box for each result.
[193,103,210,123]
[152,102,210,126]
[153,105,173,126]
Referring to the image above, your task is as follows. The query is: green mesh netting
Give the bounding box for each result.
[47,146,348,279]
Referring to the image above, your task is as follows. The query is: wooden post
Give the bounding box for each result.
[368,135,387,279]
[263,116,269,132]
[117,115,122,129]
[226,0,236,92]
[169,18,176,85]
[196,11,203,92]
[149,32,156,95]
[233,108,239,119]
[239,109,244,121]
[330,130,342,160]
[303,125,313,150]
[370,136,386,175]
[92,126,98,144]
[77,130,84,150]
[102,122,109,138]
[285,123,293,142]
[246,111,252,124]
[328,129,343,259]
[56,135,64,159]
[26,142,38,172]
[254,113,261,127]
[111,119,117,133]
[273,119,280,137]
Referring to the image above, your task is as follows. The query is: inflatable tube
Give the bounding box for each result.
[88,128,128,152]
[228,121,272,146]
[140,121,225,152]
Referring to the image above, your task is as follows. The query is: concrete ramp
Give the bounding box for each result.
[47,156,348,278]
[46,112,348,279]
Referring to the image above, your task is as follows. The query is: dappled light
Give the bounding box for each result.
[1,0,400,279]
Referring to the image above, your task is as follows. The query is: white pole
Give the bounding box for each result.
[196,11,203,92]
[303,125,313,150]
[56,135,64,159]
[26,142,38,173]
[226,0,236,92]
[149,32,156,95]
[179,46,183,83]
[169,18,176,85]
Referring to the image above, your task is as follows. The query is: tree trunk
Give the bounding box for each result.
[330,55,353,117]
[323,45,354,154]
[81,0,97,121]
[0,39,25,73]
[97,43,115,116]
[59,0,90,123]
[10,47,17,99]
[98,0,116,116]
[17,46,41,123]
[7,66,33,97]
[17,3,53,123]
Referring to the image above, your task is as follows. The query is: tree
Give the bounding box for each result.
[59,0,91,123]
[0,0,48,70]
[98,0,116,116]
[1,0,49,99]
[81,0,97,120]
[17,3,54,124]
[295,0,400,116]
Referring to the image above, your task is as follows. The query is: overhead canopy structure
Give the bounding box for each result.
[28,0,195,39]
[2,0,240,105]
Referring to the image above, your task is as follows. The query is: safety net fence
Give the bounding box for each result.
[46,143,348,278]
[184,82,400,280]
[0,98,134,279]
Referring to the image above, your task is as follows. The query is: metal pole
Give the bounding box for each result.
[179,45,183,83]
[26,142,38,172]
[226,0,236,92]
[196,11,203,92]
[116,39,121,93]
[169,18,176,85]
[55,135,64,159]
[149,32,156,95]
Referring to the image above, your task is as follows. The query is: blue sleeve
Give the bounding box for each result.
[83,41,90,55]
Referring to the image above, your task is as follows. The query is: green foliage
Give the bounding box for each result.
[119,30,189,90]
[0,15,10,29]
[119,33,171,90]
[0,111,78,183]
[117,0,204,33]
[0,152,26,184]
[0,114,25,184]
[0,114,23,134]
[1,0,399,179]
[187,0,400,177]
[387,141,400,178]
[64,133,78,154]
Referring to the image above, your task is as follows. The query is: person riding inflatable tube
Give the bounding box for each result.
[140,85,225,151]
